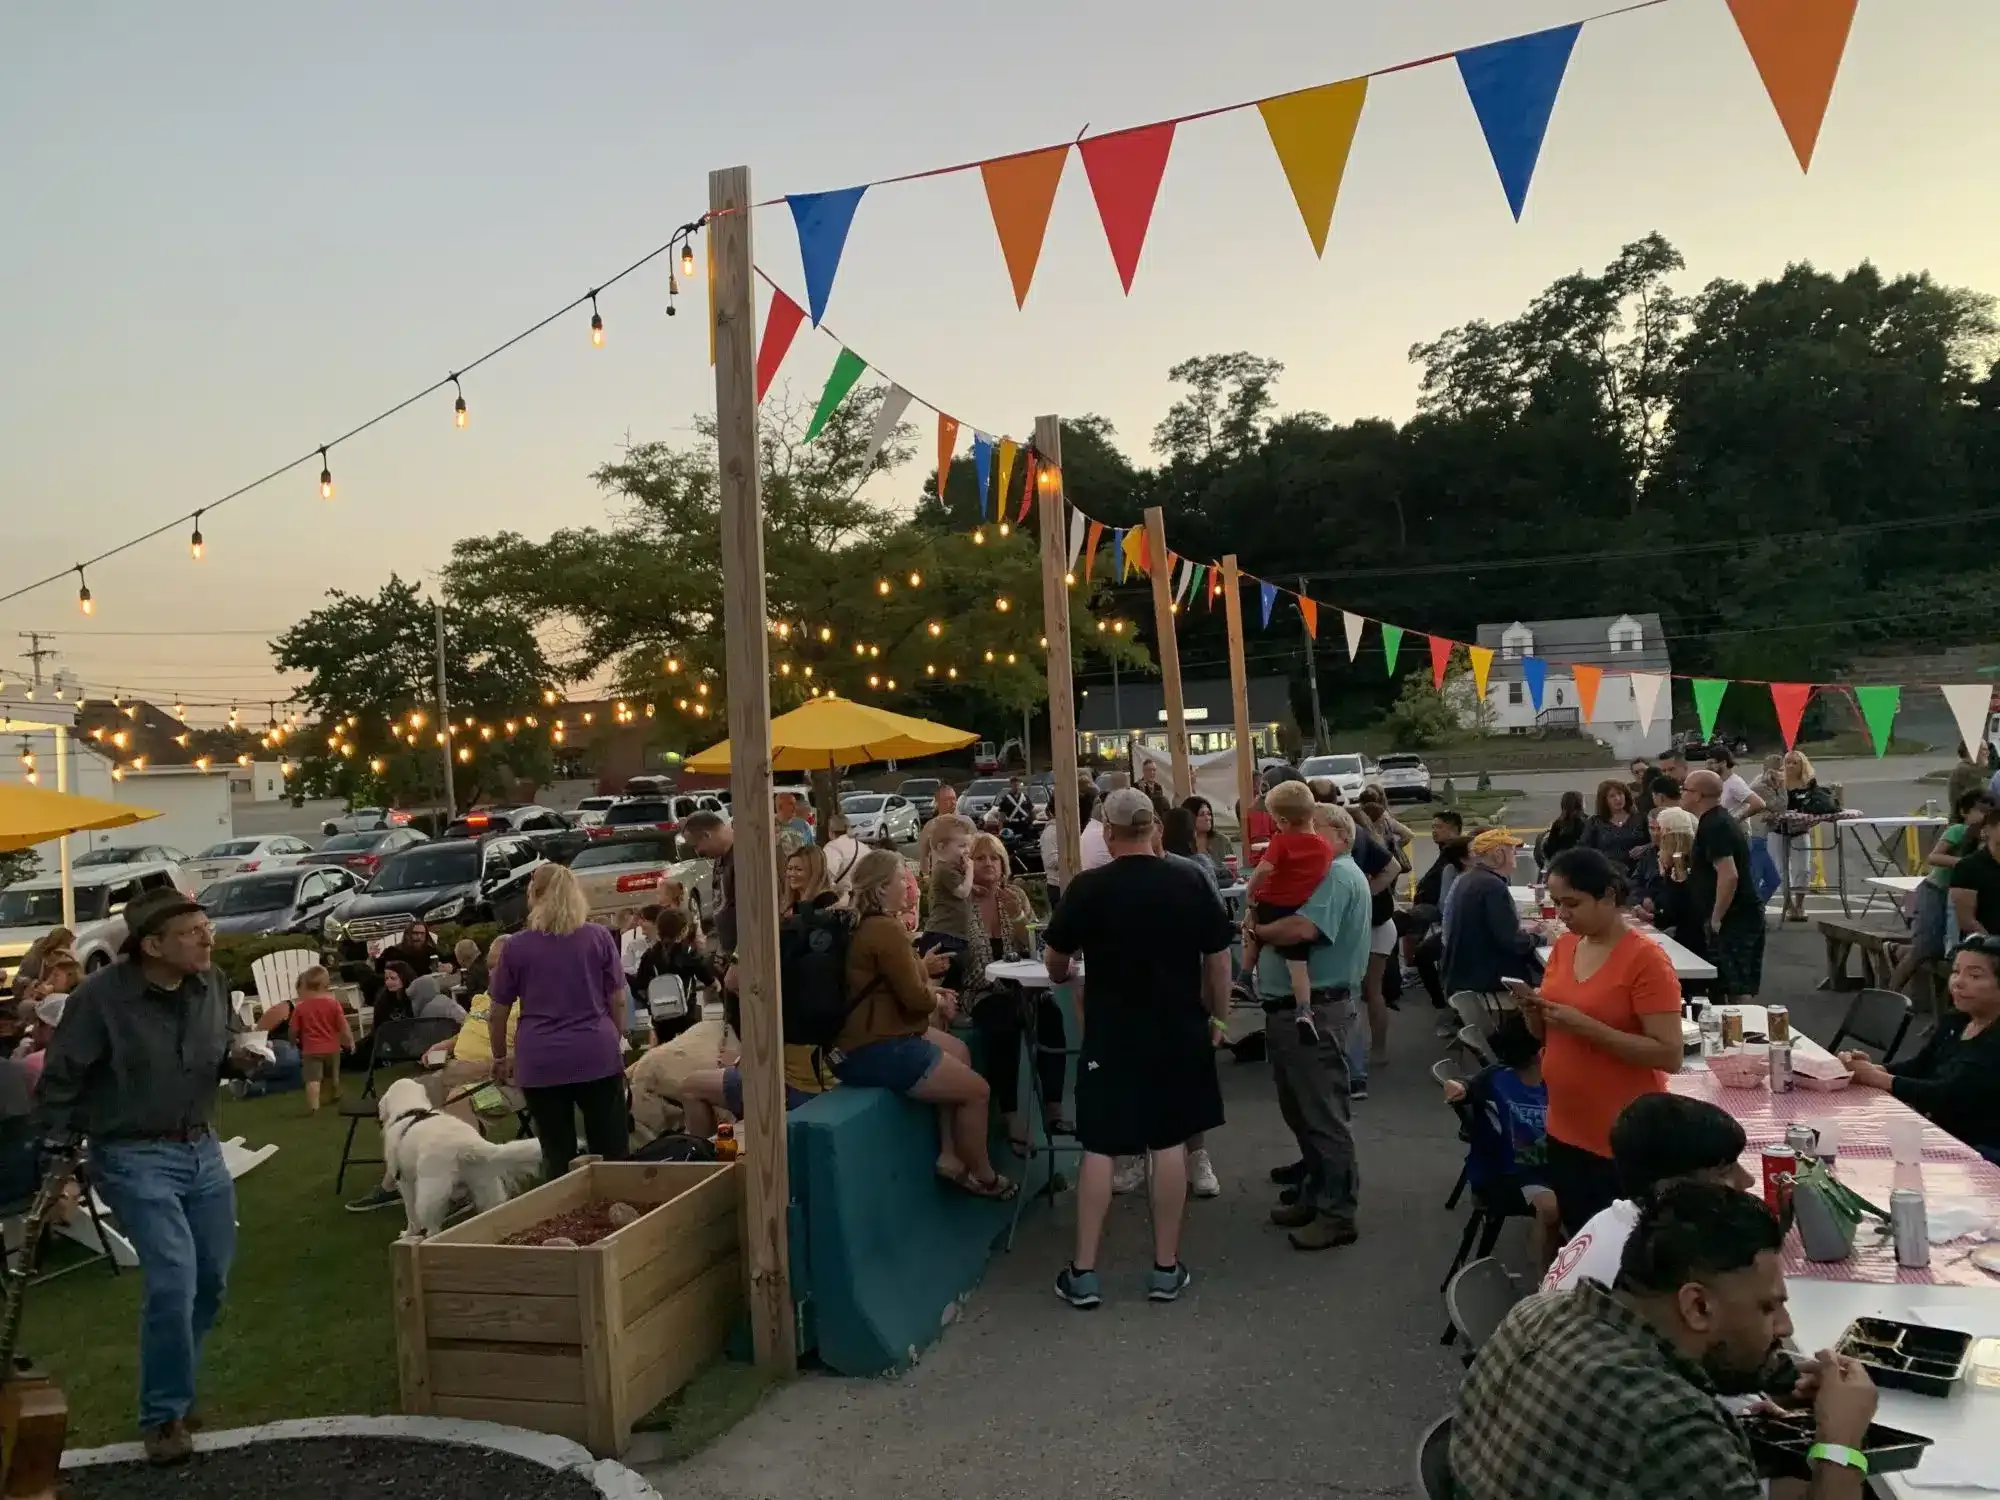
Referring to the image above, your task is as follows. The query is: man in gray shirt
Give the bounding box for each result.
[36,887,257,1465]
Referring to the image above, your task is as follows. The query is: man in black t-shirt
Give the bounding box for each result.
[1949,815,2000,936]
[1044,789,1233,1310]
[1683,770,1764,1001]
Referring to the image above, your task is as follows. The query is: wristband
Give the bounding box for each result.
[1807,1443,1868,1476]
[1209,1017,1229,1036]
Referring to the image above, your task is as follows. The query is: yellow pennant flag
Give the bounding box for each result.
[1468,644,1495,702]
[993,439,1019,518]
[1257,77,1368,258]
[1120,527,1145,582]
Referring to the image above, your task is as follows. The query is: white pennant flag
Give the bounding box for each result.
[1174,559,1194,606]
[1941,685,1991,760]
[1342,611,1364,662]
[1629,672,1667,737]
[862,385,914,470]
[1067,507,1086,570]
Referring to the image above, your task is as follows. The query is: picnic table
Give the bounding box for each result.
[1535,922,1718,983]
[1775,812,1945,922]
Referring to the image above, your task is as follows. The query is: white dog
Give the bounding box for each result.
[376,1076,543,1239]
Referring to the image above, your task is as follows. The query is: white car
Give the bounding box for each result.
[1298,754,1371,804]
[183,834,316,887]
[1372,753,1433,805]
[320,806,413,838]
[0,861,197,982]
[566,834,709,925]
[573,795,620,828]
[840,793,920,846]
[957,778,1011,823]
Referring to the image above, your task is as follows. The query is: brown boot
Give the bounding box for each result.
[1268,1201,1316,1229]
[145,1420,194,1465]
[1288,1216,1359,1251]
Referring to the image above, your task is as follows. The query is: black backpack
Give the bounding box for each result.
[779,901,867,1050]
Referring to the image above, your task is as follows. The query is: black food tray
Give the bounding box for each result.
[1743,1411,1933,1480]
[1837,1317,1973,1398]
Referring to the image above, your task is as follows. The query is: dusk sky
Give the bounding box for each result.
[4,1,1995,722]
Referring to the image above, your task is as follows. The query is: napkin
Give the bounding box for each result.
[1923,1205,1997,1244]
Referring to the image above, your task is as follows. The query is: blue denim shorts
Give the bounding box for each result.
[830,1035,942,1094]
[721,1066,815,1116]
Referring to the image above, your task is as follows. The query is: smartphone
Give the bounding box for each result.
[1500,976,1535,995]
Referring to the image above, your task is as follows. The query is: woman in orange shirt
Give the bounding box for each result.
[1513,847,1684,1234]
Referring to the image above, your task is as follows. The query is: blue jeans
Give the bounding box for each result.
[1749,838,1782,903]
[92,1135,237,1431]
[237,1038,302,1097]
[1345,999,1368,1089]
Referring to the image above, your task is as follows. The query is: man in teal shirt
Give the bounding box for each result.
[1248,802,1371,1250]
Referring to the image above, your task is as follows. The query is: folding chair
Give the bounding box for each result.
[1456,1025,1494,1069]
[1449,989,1503,1034]
[1446,1256,1523,1353]
[1828,987,1914,1064]
[1414,1414,1455,1500]
[334,1016,462,1194]
[1432,1059,1472,1211]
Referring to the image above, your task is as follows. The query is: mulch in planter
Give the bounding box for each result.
[63,1435,608,1500]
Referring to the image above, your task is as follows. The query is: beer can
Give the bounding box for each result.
[1760,1146,1797,1217]
[1721,1006,1745,1048]
[1891,1188,1931,1269]
[1765,1004,1791,1044]
[1770,1042,1795,1094]
[1784,1123,1818,1158]
[1699,1008,1725,1058]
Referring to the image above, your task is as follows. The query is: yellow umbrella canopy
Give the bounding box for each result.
[0,782,162,854]
[684,696,977,774]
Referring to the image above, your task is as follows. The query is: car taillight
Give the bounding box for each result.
[354,855,380,872]
[588,826,613,839]
[615,872,661,894]
[239,860,260,872]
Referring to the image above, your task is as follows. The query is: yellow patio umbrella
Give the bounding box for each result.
[0,782,161,853]
[684,695,976,773]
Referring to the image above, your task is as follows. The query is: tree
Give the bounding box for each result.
[1153,353,1284,466]
[0,849,39,889]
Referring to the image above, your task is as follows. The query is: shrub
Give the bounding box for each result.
[212,934,325,994]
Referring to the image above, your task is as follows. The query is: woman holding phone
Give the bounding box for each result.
[1509,846,1684,1233]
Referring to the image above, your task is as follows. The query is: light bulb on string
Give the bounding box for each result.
[972,529,985,546]
[1063,571,1076,587]
[451,374,468,428]
[927,622,942,637]
[876,579,891,596]
[818,627,832,643]
[998,522,1011,538]
[1006,653,1017,665]
[75,565,92,615]
[318,447,334,500]
[868,674,879,689]
[995,596,1011,613]
[681,236,697,280]
[907,571,922,588]
[885,678,896,691]
[947,667,958,680]
[983,650,995,663]
[190,512,205,561]
[588,290,604,347]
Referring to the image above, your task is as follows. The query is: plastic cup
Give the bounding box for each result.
[1888,1115,1925,1167]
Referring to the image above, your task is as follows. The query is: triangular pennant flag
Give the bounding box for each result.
[1299,598,1318,639]
[1067,508,1087,570]
[1113,527,1128,580]
[1428,635,1453,691]
[754,289,807,404]
[1257,77,1369,258]
[862,385,913,469]
[1941,685,1991,762]
[1204,566,1218,609]
[1769,683,1813,752]
[1174,558,1195,605]
[1853,685,1901,759]
[1343,611,1365,662]
[787,186,867,326]
[993,439,1019,522]
[935,415,960,502]
[1629,672,1667,738]
[1727,0,1858,172]
[1016,451,1036,524]
[1468,645,1494,701]
[803,348,868,443]
[1083,520,1104,579]
[1522,655,1549,712]
[1077,121,1176,294]
[972,434,994,520]
[1572,663,1603,723]
[981,145,1070,308]
[1692,678,1730,742]
[1135,527,1152,574]
[1456,22,1582,220]
[1259,581,1278,628]
[1381,624,1404,676]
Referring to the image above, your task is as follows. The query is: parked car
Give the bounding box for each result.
[320,806,414,838]
[200,865,363,937]
[895,777,943,822]
[73,844,192,873]
[322,835,541,963]
[1298,753,1371,804]
[0,862,197,981]
[1372,753,1433,804]
[957,777,1010,823]
[183,834,315,888]
[573,795,621,828]
[1027,772,1055,816]
[840,793,920,846]
[590,793,725,844]
[441,804,568,839]
[565,834,709,925]
[297,827,430,880]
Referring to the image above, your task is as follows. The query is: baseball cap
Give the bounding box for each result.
[1100,787,1157,832]
[119,887,207,956]
[1468,827,1522,858]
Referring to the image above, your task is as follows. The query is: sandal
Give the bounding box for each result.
[939,1166,1017,1201]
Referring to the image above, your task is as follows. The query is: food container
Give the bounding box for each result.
[1836,1317,1974,1398]
[1707,1050,1771,1089]
[1742,1411,1933,1481]
[1795,1071,1852,1092]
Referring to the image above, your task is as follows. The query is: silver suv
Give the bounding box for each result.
[0,861,197,983]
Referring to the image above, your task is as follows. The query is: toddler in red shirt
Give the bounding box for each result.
[291,965,355,1113]
[1244,779,1333,1041]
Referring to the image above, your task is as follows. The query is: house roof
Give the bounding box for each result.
[1472,614,1671,681]
[1076,675,1293,734]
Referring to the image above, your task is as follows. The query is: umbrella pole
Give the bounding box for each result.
[55,724,75,931]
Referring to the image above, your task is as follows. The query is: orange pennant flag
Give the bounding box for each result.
[1727,0,1858,171]
[981,145,1070,309]
[936,414,960,503]
[1299,598,1318,638]
[1257,77,1368,257]
[1572,663,1603,723]
[1083,520,1104,580]
[1468,645,1494,702]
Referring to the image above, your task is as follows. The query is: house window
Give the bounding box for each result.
[1500,622,1534,662]
[1608,616,1643,654]
[1507,683,1524,706]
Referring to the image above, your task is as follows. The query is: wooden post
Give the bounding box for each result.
[1033,415,1082,889]
[1144,506,1192,803]
[708,164,795,1376]
[1222,555,1256,832]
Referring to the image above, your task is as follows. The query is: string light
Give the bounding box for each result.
[947,667,959,680]
[907,571,922,588]
[369,758,385,773]
[995,596,1011,612]
[886,677,897,690]
[876,579,891,596]
[1063,571,1076,587]
[1006,653,1017,665]
[451,374,468,429]
[190,512,205,561]
[998,521,1011,537]
[457,746,472,763]
[818,626,833,643]
[665,272,679,318]
[588,290,604,347]
[173,701,186,718]
[983,649,995,663]
[75,566,92,615]
[853,642,866,657]
[868,674,880,688]
[972,528,986,545]
[319,447,334,500]
[927,622,942,637]
[680,237,696,280]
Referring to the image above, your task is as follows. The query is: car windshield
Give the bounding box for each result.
[897,780,940,795]
[964,780,1006,798]
[1302,755,1365,778]
[571,839,675,870]
[0,884,110,926]
[370,845,479,892]
[318,832,382,852]
[198,840,262,858]
[73,848,145,868]
[842,795,886,814]
[605,801,675,825]
[202,875,300,915]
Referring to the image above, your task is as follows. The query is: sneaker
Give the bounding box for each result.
[1269,1201,1316,1229]
[1188,1149,1221,1200]
[1111,1157,1146,1195]
[345,1185,401,1213]
[1269,1158,1310,1186]
[1294,1010,1322,1046]
[1146,1262,1192,1302]
[144,1421,193,1466]
[1288,1216,1360,1252]
[1055,1265,1102,1309]
[1278,1184,1303,1208]
[1350,1082,1370,1102]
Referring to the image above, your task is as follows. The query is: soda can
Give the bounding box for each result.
[1770,1042,1795,1095]
[1784,1123,1818,1158]
[1699,1008,1725,1058]
[1721,1007,1746,1048]
[1223,854,1239,880]
[1760,1146,1797,1217]
[1765,1004,1791,1044]
[1891,1188,1931,1269]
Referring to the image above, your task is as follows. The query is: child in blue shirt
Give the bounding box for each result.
[1441,1013,1560,1272]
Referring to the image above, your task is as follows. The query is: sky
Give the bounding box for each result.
[3,0,1997,724]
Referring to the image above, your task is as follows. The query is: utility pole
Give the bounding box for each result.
[1299,575,1326,752]
[17,633,56,692]
[434,600,456,817]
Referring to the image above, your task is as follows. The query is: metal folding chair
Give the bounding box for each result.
[1432,1058,1472,1211]
[1446,1256,1524,1353]
[1828,987,1914,1064]
[1414,1414,1455,1500]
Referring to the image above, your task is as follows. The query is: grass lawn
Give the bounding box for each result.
[26,1081,771,1452]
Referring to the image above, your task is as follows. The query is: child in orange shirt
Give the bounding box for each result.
[290,965,355,1113]
[1244,779,1334,1041]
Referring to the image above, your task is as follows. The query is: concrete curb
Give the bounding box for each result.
[62,1414,662,1498]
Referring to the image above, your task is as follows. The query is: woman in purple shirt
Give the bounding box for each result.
[490,863,630,1180]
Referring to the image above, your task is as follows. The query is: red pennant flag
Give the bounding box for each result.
[755,290,806,404]
[1078,122,1176,294]
[1016,452,1036,524]
[1134,527,1151,574]
[1083,520,1104,580]
[1727,0,1858,172]
[1299,598,1318,638]
[1428,635,1453,690]
[935,414,960,503]
[1770,682,1814,751]
[1572,663,1603,723]
[981,145,1070,308]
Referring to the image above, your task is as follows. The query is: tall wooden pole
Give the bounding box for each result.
[1033,415,1082,889]
[1144,506,1192,803]
[1222,555,1255,832]
[708,165,795,1376]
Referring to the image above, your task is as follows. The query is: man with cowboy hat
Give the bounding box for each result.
[35,886,263,1465]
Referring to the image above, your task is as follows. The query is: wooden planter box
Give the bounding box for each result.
[392,1161,743,1456]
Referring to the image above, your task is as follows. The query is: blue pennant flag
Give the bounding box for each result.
[1456,22,1582,220]
[1522,654,1548,712]
[972,434,994,520]
[787,186,868,326]
[1259,581,1278,628]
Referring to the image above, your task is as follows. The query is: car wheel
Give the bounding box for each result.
[323,823,338,837]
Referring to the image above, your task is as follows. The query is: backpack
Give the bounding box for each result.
[779,901,868,1050]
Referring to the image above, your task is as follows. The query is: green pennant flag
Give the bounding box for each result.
[1853,684,1901,758]
[1692,678,1729,741]
[1381,623,1404,676]
[804,348,868,443]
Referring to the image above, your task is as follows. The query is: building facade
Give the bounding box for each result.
[1074,675,1294,763]
[1461,613,1673,762]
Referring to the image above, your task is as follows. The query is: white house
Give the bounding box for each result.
[1460,613,1673,763]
